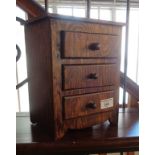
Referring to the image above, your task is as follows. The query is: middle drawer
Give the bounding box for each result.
[63,64,117,90]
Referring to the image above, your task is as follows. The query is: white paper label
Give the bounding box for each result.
[100,98,114,109]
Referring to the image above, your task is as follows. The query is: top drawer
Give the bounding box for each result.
[61,31,120,58]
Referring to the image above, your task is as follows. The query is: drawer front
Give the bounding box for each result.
[63,64,117,90]
[61,31,120,58]
[63,91,114,119]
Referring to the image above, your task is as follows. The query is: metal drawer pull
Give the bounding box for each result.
[86,102,97,109]
[87,73,98,79]
[88,42,100,51]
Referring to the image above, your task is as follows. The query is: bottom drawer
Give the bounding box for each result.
[63,91,115,119]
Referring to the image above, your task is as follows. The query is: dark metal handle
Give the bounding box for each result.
[86,102,97,109]
[88,42,100,51]
[87,73,98,79]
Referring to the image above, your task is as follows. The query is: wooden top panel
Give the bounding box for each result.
[25,13,125,26]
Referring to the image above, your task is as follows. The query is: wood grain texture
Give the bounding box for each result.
[16,108,139,155]
[16,0,46,17]
[128,94,139,108]
[63,64,117,90]
[63,91,114,119]
[62,31,120,58]
[126,152,135,155]
[25,19,55,137]
[26,14,125,27]
[120,72,139,101]
[24,15,123,140]
[64,110,114,129]
[18,0,138,108]
[120,72,139,108]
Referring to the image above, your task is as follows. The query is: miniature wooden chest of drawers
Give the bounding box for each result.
[25,14,123,140]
